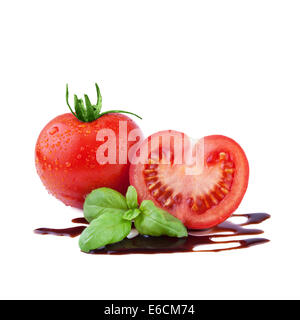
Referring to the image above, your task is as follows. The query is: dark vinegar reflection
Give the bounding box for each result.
[34,213,270,254]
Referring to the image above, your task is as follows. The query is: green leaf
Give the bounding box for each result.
[66,83,141,122]
[123,208,141,221]
[74,95,86,122]
[135,200,188,238]
[83,188,128,223]
[65,84,77,117]
[97,110,142,120]
[126,186,138,209]
[94,83,102,115]
[79,209,132,253]
[84,94,95,122]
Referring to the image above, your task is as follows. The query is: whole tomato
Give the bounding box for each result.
[35,84,143,208]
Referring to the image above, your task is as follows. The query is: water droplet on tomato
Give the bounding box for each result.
[65,162,71,168]
[49,126,59,135]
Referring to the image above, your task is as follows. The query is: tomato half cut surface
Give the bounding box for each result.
[129,131,249,229]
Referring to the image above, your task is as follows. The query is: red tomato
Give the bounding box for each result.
[35,113,143,208]
[129,131,249,229]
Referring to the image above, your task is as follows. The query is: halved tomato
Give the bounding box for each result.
[129,131,249,229]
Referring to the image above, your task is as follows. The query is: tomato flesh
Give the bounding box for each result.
[129,131,249,229]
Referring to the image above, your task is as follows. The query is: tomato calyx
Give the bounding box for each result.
[66,83,142,122]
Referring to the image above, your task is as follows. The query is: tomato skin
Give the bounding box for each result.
[35,113,143,208]
[129,131,249,229]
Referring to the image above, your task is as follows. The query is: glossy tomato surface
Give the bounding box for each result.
[35,113,143,208]
[129,131,249,229]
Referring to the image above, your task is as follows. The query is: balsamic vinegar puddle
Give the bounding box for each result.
[34,213,270,254]
[34,226,86,238]
[71,217,89,225]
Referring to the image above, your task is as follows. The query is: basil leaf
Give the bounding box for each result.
[79,209,132,253]
[126,186,138,209]
[135,200,188,238]
[123,208,141,221]
[84,188,128,222]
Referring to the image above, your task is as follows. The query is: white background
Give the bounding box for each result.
[0,0,299,300]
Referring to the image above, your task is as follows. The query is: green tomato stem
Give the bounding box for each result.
[97,110,142,120]
[65,83,142,122]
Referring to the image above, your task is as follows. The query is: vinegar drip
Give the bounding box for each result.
[34,213,270,254]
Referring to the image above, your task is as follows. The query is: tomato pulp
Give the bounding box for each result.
[129,131,249,229]
[35,113,143,208]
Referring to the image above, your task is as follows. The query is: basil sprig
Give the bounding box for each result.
[79,186,187,253]
[134,200,188,237]
[79,209,131,253]
[123,208,141,221]
[125,186,139,209]
[83,188,128,222]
